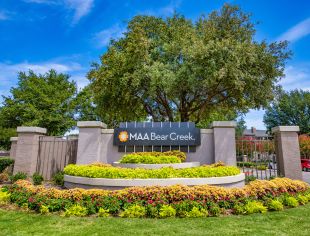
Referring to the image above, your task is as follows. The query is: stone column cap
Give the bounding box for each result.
[17,126,47,134]
[271,126,300,133]
[210,121,237,128]
[77,121,107,128]
[10,137,18,141]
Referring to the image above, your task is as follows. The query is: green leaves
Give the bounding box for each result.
[264,89,310,134]
[0,70,79,135]
[88,4,290,125]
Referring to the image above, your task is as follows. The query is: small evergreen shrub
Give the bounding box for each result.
[10,172,27,182]
[40,205,49,214]
[32,172,44,185]
[0,158,14,173]
[186,207,208,218]
[119,205,146,218]
[120,154,181,164]
[0,189,10,205]
[64,205,87,217]
[233,204,245,215]
[159,205,176,218]
[244,201,267,214]
[208,203,221,216]
[267,200,284,211]
[296,195,308,205]
[98,208,110,217]
[283,196,299,208]
[52,171,64,187]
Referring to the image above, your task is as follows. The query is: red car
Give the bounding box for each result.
[301,159,310,171]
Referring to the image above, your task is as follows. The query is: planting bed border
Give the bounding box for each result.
[112,161,200,169]
[64,173,245,190]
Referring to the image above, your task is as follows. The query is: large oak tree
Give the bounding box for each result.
[88,4,290,126]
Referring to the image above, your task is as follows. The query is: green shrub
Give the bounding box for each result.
[159,205,176,218]
[120,154,181,164]
[186,207,208,218]
[0,190,10,205]
[119,205,146,218]
[98,208,110,217]
[145,205,159,218]
[9,172,27,182]
[52,171,64,187]
[245,175,256,183]
[64,205,88,217]
[244,201,267,214]
[208,203,221,216]
[133,151,186,162]
[233,204,245,215]
[283,196,299,208]
[296,195,308,205]
[267,200,284,211]
[32,172,44,185]
[64,164,241,179]
[0,158,14,173]
[237,162,254,168]
[40,205,49,214]
[257,165,267,171]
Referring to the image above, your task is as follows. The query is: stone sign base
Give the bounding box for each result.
[64,173,245,190]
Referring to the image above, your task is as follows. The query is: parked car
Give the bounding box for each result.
[301,159,310,171]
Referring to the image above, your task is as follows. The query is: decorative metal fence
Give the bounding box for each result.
[236,137,279,180]
[36,136,78,180]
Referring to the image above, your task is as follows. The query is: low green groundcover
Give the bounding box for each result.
[1,178,309,219]
[63,163,240,179]
[119,154,181,164]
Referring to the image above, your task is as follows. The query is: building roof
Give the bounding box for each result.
[243,128,270,138]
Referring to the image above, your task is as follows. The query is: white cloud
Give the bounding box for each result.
[0,60,87,101]
[64,0,94,25]
[95,24,125,47]
[280,65,310,91]
[24,0,94,24]
[278,17,310,42]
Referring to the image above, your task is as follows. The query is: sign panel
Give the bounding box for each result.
[113,122,201,146]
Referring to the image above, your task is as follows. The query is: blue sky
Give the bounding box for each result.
[0,0,309,129]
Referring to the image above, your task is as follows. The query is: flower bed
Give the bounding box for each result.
[119,154,181,164]
[2,178,309,218]
[63,164,241,179]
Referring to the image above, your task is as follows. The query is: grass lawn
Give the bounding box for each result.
[1,205,310,236]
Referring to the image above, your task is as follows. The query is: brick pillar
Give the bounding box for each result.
[9,137,18,160]
[76,121,106,164]
[211,121,237,166]
[14,127,46,175]
[272,126,302,180]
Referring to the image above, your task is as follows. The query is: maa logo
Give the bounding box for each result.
[118,131,129,142]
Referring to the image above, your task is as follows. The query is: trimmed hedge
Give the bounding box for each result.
[119,154,181,164]
[0,157,14,173]
[132,151,186,162]
[5,178,310,217]
[63,164,241,179]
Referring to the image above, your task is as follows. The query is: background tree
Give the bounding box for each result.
[263,89,310,134]
[0,70,79,136]
[88,4,290,127]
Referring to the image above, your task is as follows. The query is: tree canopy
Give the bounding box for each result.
[0,70,79,135]
[263,89,310,134]
[88,4,290,127]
